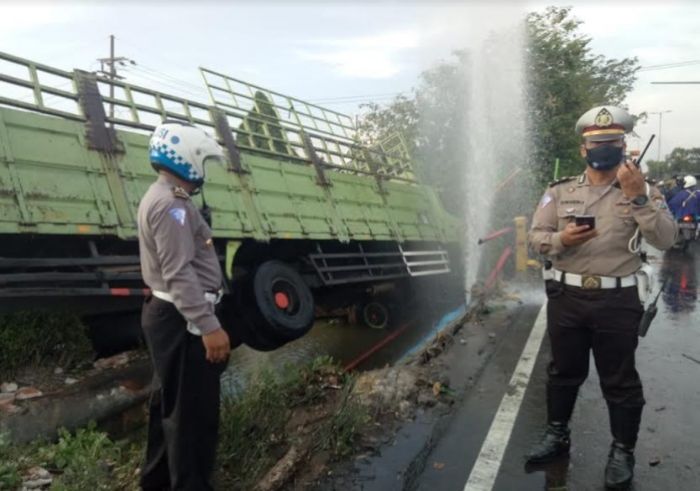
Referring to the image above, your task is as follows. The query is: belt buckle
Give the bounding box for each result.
[582,275,602,289]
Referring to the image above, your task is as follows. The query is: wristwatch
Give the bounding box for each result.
[631,194,649,206]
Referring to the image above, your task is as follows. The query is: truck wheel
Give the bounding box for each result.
[219,291,284,352]
[362,301,390,329]
[251,260,315,341]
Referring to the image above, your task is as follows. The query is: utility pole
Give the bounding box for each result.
[96,35,134,126]
[648,110,672,161]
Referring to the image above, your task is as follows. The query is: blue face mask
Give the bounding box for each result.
[585,144,623,170]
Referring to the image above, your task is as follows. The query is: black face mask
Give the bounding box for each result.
[585,144,623,171]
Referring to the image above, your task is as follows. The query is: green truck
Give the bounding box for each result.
[0,51,462,351]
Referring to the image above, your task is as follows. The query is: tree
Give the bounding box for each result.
[526,6,639,185]
[356,6,640,210]
[646,148,700,180]
[357,52,468,214]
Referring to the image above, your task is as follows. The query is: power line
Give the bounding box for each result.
[639,59,700,72]
[651,81,700,85]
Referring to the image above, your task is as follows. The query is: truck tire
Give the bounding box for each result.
[362,301,390,329]
[219,290,284,352]
[250,260,315,342]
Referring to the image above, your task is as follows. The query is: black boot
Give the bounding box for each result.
[605,441,635,489]
[604,404,642,489]
[525,422,570,464]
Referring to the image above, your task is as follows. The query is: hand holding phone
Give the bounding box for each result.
[575,215,596,230]
[561,219,597,247]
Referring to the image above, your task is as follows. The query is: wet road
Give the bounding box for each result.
[416,245,700,491]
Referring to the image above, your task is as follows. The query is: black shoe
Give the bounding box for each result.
[605,441,635,489]
[525,422,570,465]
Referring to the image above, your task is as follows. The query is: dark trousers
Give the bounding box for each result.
[545,282,645,444]
[140,296,226,491]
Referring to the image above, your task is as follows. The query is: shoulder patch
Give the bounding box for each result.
[171,186,190,200]
[548,175,576,188]
[168,207,187,226]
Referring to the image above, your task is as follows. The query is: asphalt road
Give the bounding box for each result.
[415,245,700,491]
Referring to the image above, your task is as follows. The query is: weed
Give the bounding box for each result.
[316,383,370,459]
[0,310,92,376]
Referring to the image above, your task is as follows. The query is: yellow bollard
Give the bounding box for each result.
[514,216,528,272]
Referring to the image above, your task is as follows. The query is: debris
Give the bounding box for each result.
[15,386,43,400]
[94,352,130,370]
[397,400,413,419]
[432,382,442,397]
[654,406,666,412]
[0,403,21,414]
[0,392,15,406]
[255,444,309,491]
[22,466,53,489]
[459,338,467,345]
[433,462,445,470]
[64,377,79,385]
[1,381,18,393]
[648,457,661,467]
[488,333,496,339]
[681,353,700,366]
[53,367,64,375]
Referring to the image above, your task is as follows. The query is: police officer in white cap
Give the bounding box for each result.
[527,106,677,489]
[137,120,231,490]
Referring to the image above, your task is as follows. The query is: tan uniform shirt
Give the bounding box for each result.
[137,175,222,334]
[529,173,677,276]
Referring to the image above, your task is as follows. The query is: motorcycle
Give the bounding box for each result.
[675,214,699,252]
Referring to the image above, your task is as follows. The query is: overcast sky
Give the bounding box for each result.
[2,1,699,159]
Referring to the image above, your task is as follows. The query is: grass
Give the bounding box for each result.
[0,310,92,377]
[216,356,368,489]
[0,424,142,491]
[0,357,370,490]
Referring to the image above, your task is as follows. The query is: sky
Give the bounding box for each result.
[1,1,699,160]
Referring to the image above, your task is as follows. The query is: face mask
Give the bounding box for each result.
[585,144,623,171]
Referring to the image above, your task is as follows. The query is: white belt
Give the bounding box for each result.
[551,269,637,289]
[151,289,223,336]
[152,289,223,304]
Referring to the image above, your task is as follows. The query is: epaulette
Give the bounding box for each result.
[171,186,190,200]
[548,175,577,188]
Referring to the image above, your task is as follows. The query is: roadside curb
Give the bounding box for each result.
[0,359,151,444]
[315,299,527,491]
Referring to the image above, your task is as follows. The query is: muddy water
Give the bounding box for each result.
[221,299,465,394]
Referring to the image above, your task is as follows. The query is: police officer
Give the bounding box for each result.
[138,121,231,490]
[526,106,677,489]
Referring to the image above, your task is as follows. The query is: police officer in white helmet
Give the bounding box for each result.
[137,120,231,490]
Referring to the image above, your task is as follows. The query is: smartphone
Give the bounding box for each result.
[575,215,596,229]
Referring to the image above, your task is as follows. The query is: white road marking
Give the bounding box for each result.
[463,302,548,491]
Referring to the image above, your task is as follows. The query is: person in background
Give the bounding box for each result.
[668,175,700,220]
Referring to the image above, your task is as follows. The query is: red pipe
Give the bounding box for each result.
[343,322,412,372]
[478,227,513,245]
[484,246,513,291]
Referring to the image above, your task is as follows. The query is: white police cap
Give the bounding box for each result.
[575,105,634,142]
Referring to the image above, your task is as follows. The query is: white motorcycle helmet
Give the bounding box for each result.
[149,121,225,186]
[683,175,697,189]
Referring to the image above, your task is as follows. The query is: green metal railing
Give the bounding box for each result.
[0,51,415,182]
